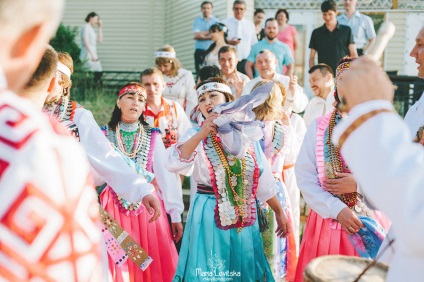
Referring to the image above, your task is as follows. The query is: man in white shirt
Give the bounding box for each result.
[404,26,424,143]
[222,0,257,75]
[337,0,376,56]
[333,55,424,282]
[242,49,308,114]
[303,63,336,127]
[218,45,250,98]
[375,26,424,266]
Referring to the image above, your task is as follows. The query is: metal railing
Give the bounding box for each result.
[71,71,423,117]
[71,71,141,101]
[389,74,424,117]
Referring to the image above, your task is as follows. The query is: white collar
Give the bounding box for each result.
[342,11,360,19]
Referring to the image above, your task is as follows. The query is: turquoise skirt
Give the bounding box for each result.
[173,193,274,282]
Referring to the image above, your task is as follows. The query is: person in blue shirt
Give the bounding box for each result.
[337,0,376,56]
[193,1,220,76]
[245,18,294,79]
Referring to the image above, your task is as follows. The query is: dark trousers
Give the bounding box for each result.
[237,59,247,75]
[194,49,207,77]
[357,48,364,56]
[94,71,103,87]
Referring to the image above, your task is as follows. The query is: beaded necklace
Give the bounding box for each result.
[107,123,154,213]
[203,134,259,232]
[326,109,358,208]
[210,133,247,233]
[116,121,144,159]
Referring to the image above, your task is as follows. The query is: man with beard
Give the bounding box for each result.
[245,18,294,79]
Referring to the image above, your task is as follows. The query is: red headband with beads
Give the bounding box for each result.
[118,85,144,98]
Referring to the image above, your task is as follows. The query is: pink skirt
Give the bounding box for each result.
[100,186,178,282]
[294,210,359,282]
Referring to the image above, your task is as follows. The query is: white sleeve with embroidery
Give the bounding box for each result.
[256,148,278,203]
[152,134,184,223]
[74,108,155,202]
[166,128,199,176]
[333,100,424,282]
[295,120,346,219]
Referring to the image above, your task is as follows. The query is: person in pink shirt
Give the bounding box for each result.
[276,9,299,57]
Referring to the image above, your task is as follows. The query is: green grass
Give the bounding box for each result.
[71,74,119,126]
[79,92,116,126]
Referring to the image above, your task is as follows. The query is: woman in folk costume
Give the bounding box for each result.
[155,45,198,116]
[252,80,297,281]
[100,82,184,282]
[43,52,158,205]
[167,77,289,282]
[294,57,390,282]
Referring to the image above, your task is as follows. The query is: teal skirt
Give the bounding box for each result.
[173,193,274,282]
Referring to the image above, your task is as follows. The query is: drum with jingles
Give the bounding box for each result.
[304,255,388,282]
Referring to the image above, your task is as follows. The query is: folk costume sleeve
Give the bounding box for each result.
[74,108,155,202]
[152,134,184,223]
[333,100,424,282]
[296,120,347,219]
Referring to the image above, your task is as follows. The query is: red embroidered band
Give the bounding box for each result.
[338,109,394,149]
[118,85,144,98]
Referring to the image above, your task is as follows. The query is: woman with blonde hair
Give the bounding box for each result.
[252,80,297,281]
[155,45,197,116]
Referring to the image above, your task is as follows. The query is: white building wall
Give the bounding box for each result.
[62,0,165,71]
[60,1,423,77]
[385,11,407,74]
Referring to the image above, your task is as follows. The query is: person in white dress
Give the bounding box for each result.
[100,82,183,282]
[167,77,289,281]
[332,55,424,282]
[252,80,298,281]
[243,50,308,248]
[44,52,160,207]
[80,11,103,83]
[155,45,198,116]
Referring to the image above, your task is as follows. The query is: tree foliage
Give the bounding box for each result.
[50,23,84,71]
